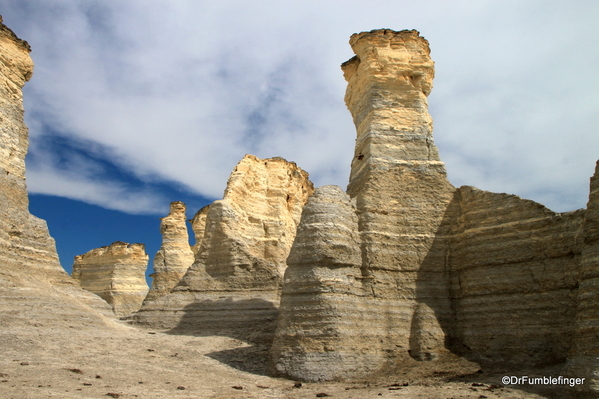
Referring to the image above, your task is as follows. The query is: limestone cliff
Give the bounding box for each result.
[0,16,114,335]
[129,155,313,343]
[144,201,194,302]
[72,242,149,316]
[271,29,456,380]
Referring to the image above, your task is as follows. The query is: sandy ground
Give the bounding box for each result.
[2,312,595,399]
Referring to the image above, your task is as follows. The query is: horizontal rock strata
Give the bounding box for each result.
[0,16,114,337]
[270,185,370,380]
[129,155,313,344]
[448,187,583,366]
[73,242,149,316]
[144,201,194,302]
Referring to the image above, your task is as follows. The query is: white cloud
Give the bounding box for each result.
[3,0,598,214]
[26,164,168,215]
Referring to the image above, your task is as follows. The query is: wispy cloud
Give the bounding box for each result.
[3,0,598,214]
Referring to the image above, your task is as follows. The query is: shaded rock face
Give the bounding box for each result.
[72,242,149,316]
[129,155,313,343]
[0,17,114,330]
[271,28,597,390]
[144,201,194,302]
[448,187,583,367]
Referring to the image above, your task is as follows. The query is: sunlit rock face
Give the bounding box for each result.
[128,155,313,344]
[0,16,114,330]
[144,201,195,303]
[72,242,149,316]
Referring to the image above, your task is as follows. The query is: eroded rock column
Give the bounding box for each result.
[72,242,149,316]
[270,186,369,380]
[272,29,456,381]
[144,201,195,302]
[343,29,456,366]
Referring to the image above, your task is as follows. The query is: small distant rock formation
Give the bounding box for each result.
[129,155,313,343]
[144,201,195,302]
[72,242,149,316]
[0,16,114,332]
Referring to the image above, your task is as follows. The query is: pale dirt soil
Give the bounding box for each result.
[2,314,594,399]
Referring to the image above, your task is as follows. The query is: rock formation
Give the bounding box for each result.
[129,155,313,343]
[271,28,599,395]
[72,242,149,316]
[271,28,456,381]
[0,16,114,335]
[144,201,195,302]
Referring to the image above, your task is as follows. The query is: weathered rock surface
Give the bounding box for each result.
[0,16,114,339]
[144,201,194,302]
[72,241,149,316]
[129,155,313,343]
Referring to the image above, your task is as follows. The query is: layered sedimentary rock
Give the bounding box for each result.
[144,202,195,302]
[448,187,583,366]
[129,155,313,343]
[272,29,456,380]
[567,161,599,391]
[270,186,368,380]
[73,242,149,316]
[0,16,114,334]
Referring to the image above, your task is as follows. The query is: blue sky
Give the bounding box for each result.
[2,1,598,278]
